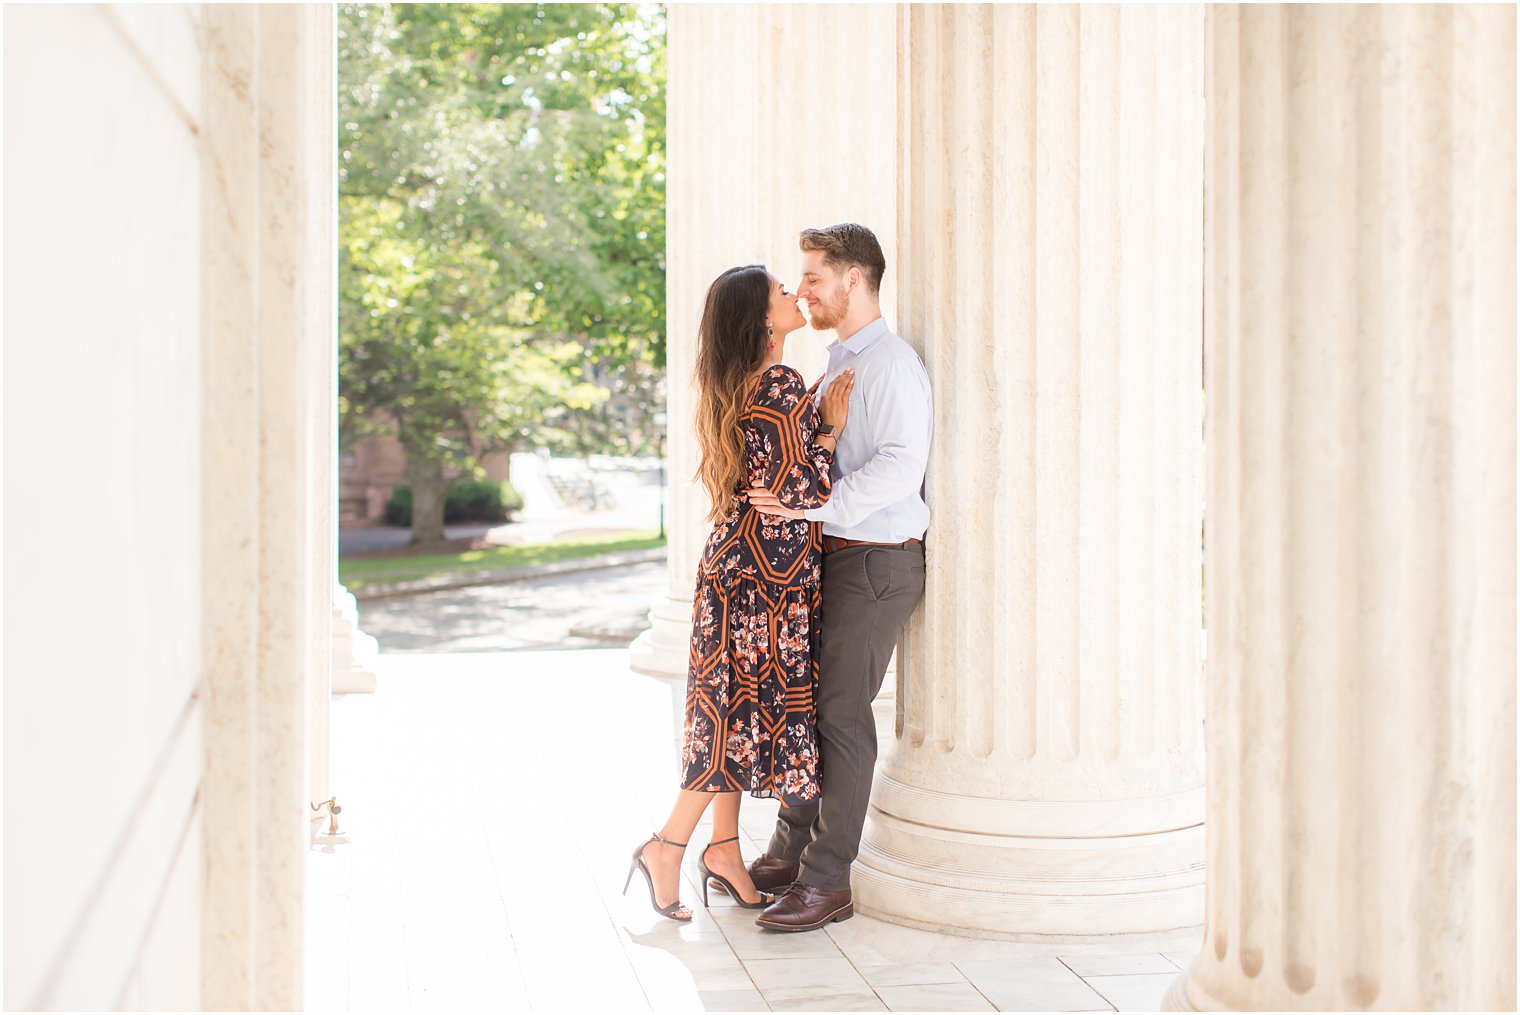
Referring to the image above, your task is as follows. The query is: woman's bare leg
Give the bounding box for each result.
[639,789,716,919]
[701,791,765,904]
[710,789,742,841]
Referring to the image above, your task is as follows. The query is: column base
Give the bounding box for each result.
[628,594,694,752]
[332,585,377,694]
[854,773,1205,937]
[1161,972,1199,1011]
[629,594,693,680]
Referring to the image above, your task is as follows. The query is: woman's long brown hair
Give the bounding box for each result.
[694,265,771,522]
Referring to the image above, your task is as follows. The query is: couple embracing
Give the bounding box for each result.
[627,223,932,932]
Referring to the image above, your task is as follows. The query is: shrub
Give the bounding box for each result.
[383,479,524,526]
[448,479,525,521]
[382,485,413,526]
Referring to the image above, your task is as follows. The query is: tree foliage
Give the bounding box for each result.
[338,3,666,540]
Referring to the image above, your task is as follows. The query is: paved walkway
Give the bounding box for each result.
[306,644,1201,1012]
[351,560,666,652]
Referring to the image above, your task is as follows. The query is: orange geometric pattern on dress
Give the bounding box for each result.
[679,364,834,806]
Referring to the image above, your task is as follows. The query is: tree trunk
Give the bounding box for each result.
[408,456,446,545]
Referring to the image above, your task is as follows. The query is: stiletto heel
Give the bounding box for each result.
[627,833,693,922]
[698,836,774,910]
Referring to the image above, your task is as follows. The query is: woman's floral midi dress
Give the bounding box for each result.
[680,363,834,807]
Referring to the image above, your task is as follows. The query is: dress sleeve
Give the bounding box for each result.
[751,365,834,510]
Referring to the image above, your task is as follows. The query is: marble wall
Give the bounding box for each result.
[3,5,336,1009]
[4,6,208,1009]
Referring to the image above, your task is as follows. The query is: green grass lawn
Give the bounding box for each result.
[339,530,666,591]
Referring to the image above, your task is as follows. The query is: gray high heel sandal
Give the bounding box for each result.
[697,836,774,909]
[624,832,693,922]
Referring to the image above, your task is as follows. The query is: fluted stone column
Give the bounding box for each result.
[1169,6,1516,1009]
[628,4,756,681]
[201,7,261,1001]
[854,5,1208,937]
[332,584,380,694]
[751,3,899,385]
[201,6,334,1008]
[632,4,898,682]
[307,7,337,826]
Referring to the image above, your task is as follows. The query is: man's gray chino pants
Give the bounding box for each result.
[766,540,927,892]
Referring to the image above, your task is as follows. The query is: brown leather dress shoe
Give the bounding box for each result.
[754,882,854,932]
[747,853,801,893]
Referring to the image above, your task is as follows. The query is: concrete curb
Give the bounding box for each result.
[350,547,668,601]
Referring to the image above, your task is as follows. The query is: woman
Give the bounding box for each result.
[625,265,854,921]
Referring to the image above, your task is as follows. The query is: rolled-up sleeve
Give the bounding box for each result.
[804,357,931,528]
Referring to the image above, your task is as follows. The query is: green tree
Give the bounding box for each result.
[338,3,665,542]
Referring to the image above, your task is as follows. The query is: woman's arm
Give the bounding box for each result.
[752,366,835,511]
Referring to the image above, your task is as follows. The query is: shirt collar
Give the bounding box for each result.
[828,317,889,357]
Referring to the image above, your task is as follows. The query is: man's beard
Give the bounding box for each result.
[808,290,849,331]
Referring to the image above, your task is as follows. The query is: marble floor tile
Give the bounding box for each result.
[854,962,967,987]
[766,991,888,1012]
[744,956,871,999]
[310,649,1204,1014]
[626,952,751,1011]
[1020,931,1205,959]
[626,938,757,992]
[335,853,411,1012]
[955,958,1114,1012]
[514,940,649,1012]
[621,911,730,946]
[739,827,774,850]
[305,847,351,1012]
[1082,973,1177,1012]
[825,913,969,965]
[875,981,997,1012]
[703,899,771,925]
[1059,953,1179,977]
[697,988,771,1011]
[725,924,849,962]
[1161,951,1195,971]
[739,802,784,835]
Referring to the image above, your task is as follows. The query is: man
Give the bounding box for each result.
[744,222,932,932]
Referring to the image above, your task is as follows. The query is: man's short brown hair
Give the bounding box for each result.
[799,222,886,295]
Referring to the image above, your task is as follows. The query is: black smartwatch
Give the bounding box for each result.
[816,423,837,437]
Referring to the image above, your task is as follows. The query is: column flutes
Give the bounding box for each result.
[1170,6,1516,1009]
[629,5,758,679]
[854,4,1208,937]
[632,4,899,680]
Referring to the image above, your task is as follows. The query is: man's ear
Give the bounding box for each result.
[848,265,862,292]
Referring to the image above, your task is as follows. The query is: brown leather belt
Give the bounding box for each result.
[821,535,923,555]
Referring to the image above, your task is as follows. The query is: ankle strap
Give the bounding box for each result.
[708,836,740,846]
[651,832,688,849]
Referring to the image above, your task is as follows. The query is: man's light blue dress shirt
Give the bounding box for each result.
[803,317,933,542]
